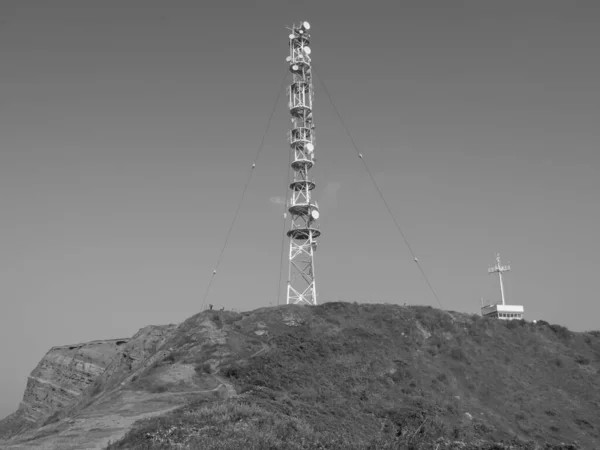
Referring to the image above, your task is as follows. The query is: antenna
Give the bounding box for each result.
[285,21,320,305]
[488,253,511,306]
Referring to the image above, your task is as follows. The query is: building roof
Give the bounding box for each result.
[481,304,524,315]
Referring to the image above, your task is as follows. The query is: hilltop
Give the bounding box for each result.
[1,303,599,449]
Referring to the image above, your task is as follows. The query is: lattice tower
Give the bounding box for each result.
[285,21,320,305]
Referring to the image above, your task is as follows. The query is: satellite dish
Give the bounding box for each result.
[292,65,299,71]
[286,56,291,62]
[304,46,311,55]
[302,21,311,30]
[289,34,296,39]
[306,143,314,152]
[311,210,320,220]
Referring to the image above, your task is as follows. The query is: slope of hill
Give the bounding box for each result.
[1,303,599,449]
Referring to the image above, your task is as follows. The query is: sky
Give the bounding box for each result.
[1,0,599,418]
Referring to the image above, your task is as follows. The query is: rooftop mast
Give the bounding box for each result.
[285,21,320,305]
[488,253,510,305]
[482,253,524,320]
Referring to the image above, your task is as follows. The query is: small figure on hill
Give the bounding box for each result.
[220,306,225,311]
[209,304,213,310]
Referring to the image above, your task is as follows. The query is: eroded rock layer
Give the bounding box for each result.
[89,324,178,394]
[0,338,128,438]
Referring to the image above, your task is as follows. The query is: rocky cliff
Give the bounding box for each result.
[86,324,178,395]
[0,313,243,449]
[0,338,128,438]
[0,324,177,439]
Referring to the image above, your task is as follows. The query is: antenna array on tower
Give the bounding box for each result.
[285,21,320,305]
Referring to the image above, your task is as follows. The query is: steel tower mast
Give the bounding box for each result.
[488,253,511,305]
[285,21,320,305]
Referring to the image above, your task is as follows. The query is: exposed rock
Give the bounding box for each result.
[254,321,268,336]
[414,319,431,340]
[88,324,178,395]
[0,338,128,438]
[282,312,305,326]
[0,324,178,439]
[0,310,252,448]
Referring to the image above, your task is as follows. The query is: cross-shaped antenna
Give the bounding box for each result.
[488,253,510,305]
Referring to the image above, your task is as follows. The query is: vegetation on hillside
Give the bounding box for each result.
[104,303,600,449]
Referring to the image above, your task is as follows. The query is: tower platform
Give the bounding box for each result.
[287,227,320,240]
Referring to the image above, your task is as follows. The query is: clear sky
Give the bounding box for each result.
[1,0,599,419]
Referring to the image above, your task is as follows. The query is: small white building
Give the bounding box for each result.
[482,253,525,320]
[481,303,524,320]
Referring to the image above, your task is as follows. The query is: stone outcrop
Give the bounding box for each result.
[0,338,129,438]
[86,324,178,396]
[0,314,244,448]
[0,324,181,440]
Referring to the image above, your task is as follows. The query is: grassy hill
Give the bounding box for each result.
[2,302,599,449]
[100,303,600,449]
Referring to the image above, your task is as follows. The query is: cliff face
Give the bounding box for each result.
[0,324,181,440]
[25,339,129,418]
[0,315,238,449]
[0,338,128,437]
[84,324,179,398]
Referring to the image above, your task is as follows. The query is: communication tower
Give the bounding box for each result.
[285,21,320,305]
[481,253,524,320]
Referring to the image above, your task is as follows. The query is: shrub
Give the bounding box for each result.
[549,324,571,340]
[150,386,167,393]
[449,347,468,363]
[162,353,176,364]
[554,357,564,368]
[221,363,242,379]
[506,319,526,330]
[194,362,212,374]
[223,314,242,325]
